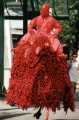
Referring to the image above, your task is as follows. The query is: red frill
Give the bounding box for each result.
[6,32,75,112]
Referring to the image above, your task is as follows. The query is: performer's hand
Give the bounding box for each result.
[35,46,41,55]
[28,29,36,34]
[44,42,49,48]
[50,29,59,37]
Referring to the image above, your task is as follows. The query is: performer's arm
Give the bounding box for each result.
[50,17,62,36]
[28,17,37,33]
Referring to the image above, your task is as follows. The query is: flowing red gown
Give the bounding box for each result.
[6,15,75,112]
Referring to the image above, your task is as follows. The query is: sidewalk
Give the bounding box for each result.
[0,100,79,120]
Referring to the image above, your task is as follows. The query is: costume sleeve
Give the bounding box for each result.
[28,17,37,33]
[51,17,62,35]
[49,36,63,55]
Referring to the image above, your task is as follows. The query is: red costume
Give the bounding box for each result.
[6,4,75,112]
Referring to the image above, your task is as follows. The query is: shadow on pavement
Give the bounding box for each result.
[0,107,19,111]
[0,112,32,120]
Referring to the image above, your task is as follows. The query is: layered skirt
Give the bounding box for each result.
[6,31,75,112]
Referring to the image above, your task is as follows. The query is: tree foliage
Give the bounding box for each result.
[60,0,79,49]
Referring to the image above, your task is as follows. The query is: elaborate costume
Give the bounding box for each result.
[6,4,74,114]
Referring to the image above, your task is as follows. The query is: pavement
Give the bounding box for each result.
[0,99,79,120]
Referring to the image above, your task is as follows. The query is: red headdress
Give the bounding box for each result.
[40,4,49,17]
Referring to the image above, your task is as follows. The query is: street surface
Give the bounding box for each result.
[0,100,79,120]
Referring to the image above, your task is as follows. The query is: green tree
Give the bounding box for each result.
[67,0,79,49]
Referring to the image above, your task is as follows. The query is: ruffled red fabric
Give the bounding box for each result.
[6,31,75,112]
